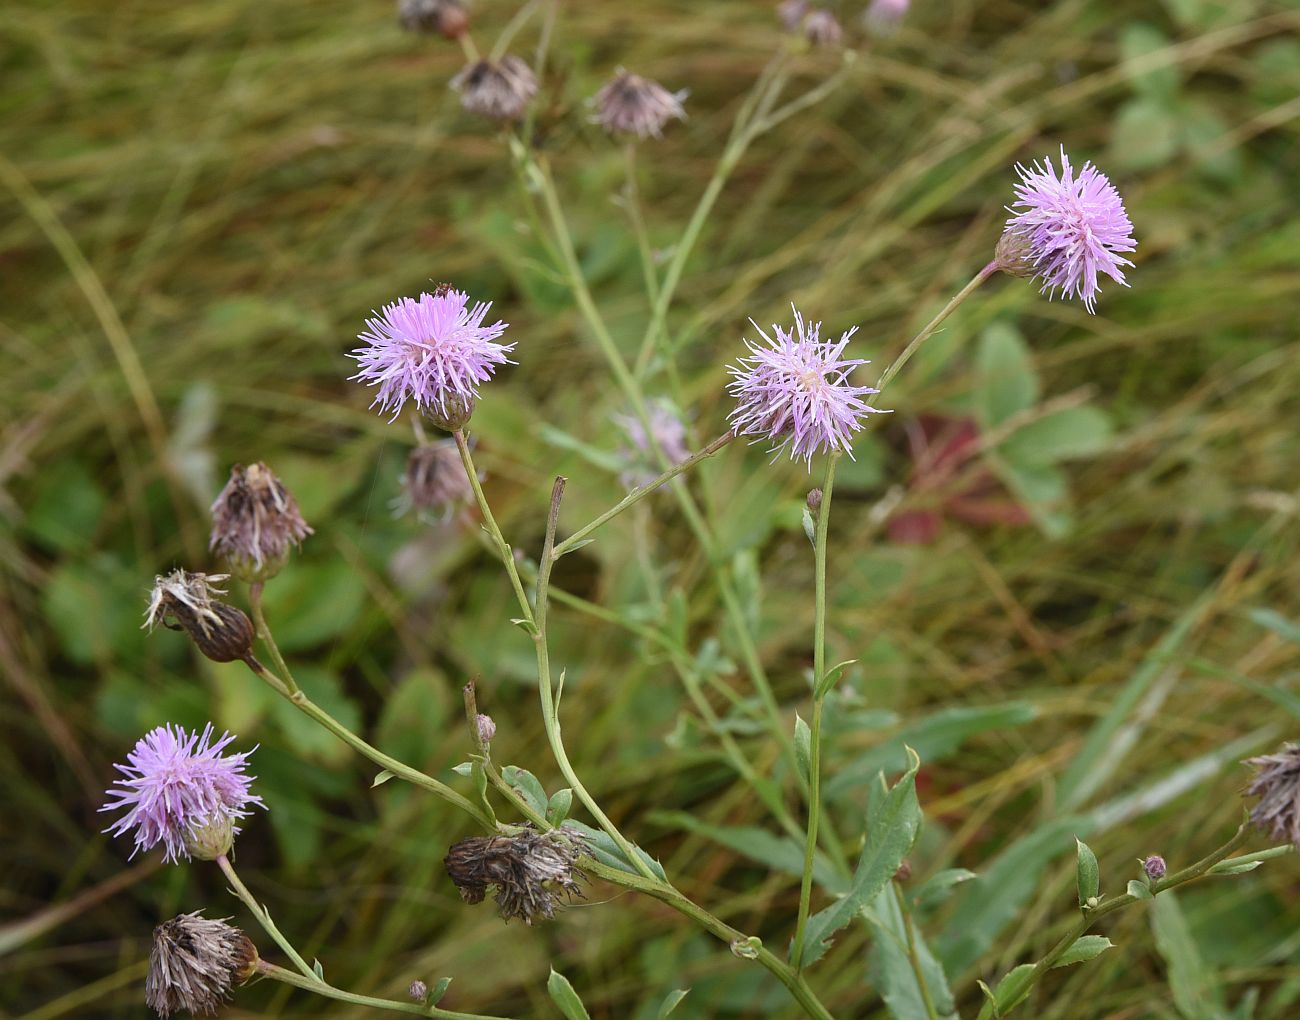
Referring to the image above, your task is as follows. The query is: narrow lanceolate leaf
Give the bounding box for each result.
[975,964,1036,1020]
[815,658,858,699]
[912,868,977,909]
[371,769,395,787]
[547,969,592,1020]
[1076,839,1100,907]
[798,749,922,966]
[501,765,548,816]
[1053,935,1114,968]
[794,715,812,787]
[866,885,958,1020]
[655,989,690,1019]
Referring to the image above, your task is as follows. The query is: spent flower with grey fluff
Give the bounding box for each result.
[147,912,258,1017]
[727,306,887,468]
[209,462,312,582]
[144,570,255,664]
[614,400,691,489]
[1142,855,1167,881]
[997,145,1137,312]
[395,439,473,521]
[444,827,586,924]
[452,56,537,122]
[803,9,843,47]
[397,0,467,38]
[102,723,264,863]
[593,70,687,140]
[1245,743,1300,849]
[776,0,809,30]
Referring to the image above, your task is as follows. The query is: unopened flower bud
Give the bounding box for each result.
[147,912,258,1018]
[185,815,236,862]
[1142,855,1166,881]
[426,392,476,432]
[210,463,312,583]
[893,859,912,882]
[452,56,537,123]
[144,571,255,664]
[398,0,468,39]
[994,224,1037,279]
[806,488,823,511]
[476,713,496,745]
[803,9,843,48]
[409,979,429,1003]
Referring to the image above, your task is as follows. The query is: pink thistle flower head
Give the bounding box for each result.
[614,399,691,489]
[592,70,687,140]
[101,723,264,864]
[999,145,1137,313]
[864,0,910,35]
[350,285,514,427]
[727,307,887,469]
[803,9,843,48]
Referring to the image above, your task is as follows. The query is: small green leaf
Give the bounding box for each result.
[1247,608,1300,645]
[801,507,817,546]
[995,964,1036,1013]
[547,969,592,1020]
[1209,859,1262,876]
[371,770,395,788]
[913,868,978,909]
[815,659,858,700]
[562,820,666,882]
[313,959,324,980]
[656,989,690,1019]
[1053,935,1114,968]
[502,766,548,816]
[547,788,574,826]
[451,761,474,777]
[1128,879,1154,900]
[794,715,812,787]
[1076,839,1100,908]
[428,977,452,1005]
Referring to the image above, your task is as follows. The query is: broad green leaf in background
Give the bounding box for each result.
[1247,608,1300,645]
[1054,935,1114,968]
[976,322,1038,429]
[866,885,958,1020]
[1120,23,1180,101]
[1152,891,1226,1020]
[548,969,593,1020]
[1110,96,1181,171]
[654,814,847,894]
[22,459,106,554]
[258,559,368,652]
[376,668,450,767]
[269,664,363,765]
[799,750,922,966]
[997,406,1113,466]
[912,868,977,910]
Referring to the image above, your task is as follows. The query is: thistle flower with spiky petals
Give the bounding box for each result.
[144,570,255,664]
[102,723,264,863]
[147,912,258,1018]
[1245,743,1300,849]
[864,0,910,35]
[727,307,886,468]
[614,400,691,489]
[997,145,1137,312]
[210,462,312,582]
[350,286,514,426]
[395,439,474,521]
[452,56,537,122]
[593,70,687,140]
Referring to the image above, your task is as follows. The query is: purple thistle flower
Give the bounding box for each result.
[1000,145,1137,313]
[614,400,691,489]
[350,286,514,426]
[727,307,886,469]
[864,0,910,35]
[101,723,264,864]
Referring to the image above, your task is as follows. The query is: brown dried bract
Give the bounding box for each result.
[444,828,586,925]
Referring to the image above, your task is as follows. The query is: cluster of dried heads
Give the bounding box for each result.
[444,828,587,925]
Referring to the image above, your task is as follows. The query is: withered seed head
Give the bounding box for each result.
[209,462,312,583]
[398,0,468,39]
[395,439,473,521]
[451,56,538,123]
[144,570,255,664]
[1245,743,1300,849]
[146,912,258,1017]
[444,828,586,925]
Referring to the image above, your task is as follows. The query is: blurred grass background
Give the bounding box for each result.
[3,0,1300,1017]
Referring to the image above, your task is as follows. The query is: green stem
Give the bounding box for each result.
[623,143,661,306]
[792,453,839,970]
[257,962,516,1020]
[243,658,493,829]
[551,433,734,558]
[452,430,533,616]
[248,582,299,696]
[894,883,941,1020]
[876,262,998,393]
[997,822,1257,1016]
[217,854,318,983]
[488,0,539,61]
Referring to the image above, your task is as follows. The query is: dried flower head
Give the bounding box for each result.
[395,439,473,520]
[409,979,429,1003]
[1142,855,1166,881]
[144,570,255,664]
[210,463,312,582]
[776,0,809,31]
[444,828,586,924]
[398,0,467,38]
[864,0,910,34]
[102,723,264,863]
[998,145,1137,312]
[1245,743,1300,849]
[147,912,258,1018]
[727,306,886,468]
[351,288,514,426]
[803,9,843,47]
[593,70,687,140]
[614,400,691,489]
[452,56,538,122]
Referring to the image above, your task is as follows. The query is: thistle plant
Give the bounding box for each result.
[94,3,1298,1019]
